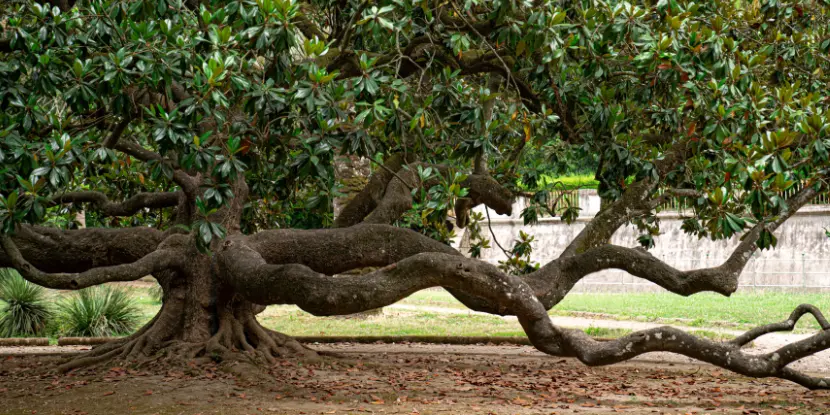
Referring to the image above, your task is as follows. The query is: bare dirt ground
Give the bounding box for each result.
[2,343,829,415]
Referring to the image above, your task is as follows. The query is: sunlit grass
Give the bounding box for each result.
[540,174,599,189]
[4,283,824,341]
[397,289,829,331]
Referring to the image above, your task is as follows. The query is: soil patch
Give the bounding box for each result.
[1,343,828,414]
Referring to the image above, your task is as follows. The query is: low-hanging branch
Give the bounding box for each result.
[217,234,830,390]
[0,234,184,290]
[553,177,822,297]
[50,191,182,217]
[0,225,165,274]
[247,223,460,275]
[730,304,830,347]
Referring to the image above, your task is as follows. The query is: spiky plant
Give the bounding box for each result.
[0,269,53,337]
[56,286,140,337]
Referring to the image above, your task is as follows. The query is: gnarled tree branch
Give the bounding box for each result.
[51,191,181,217]
[332,154,415,228]
[219,234,830,389]
[551,177,823,303]
[334,155,514,228]
[730,304,830,347]
[247,223,459,275]
[0,234,184,289]
[102,118,131,149]
[560,139,696,257]
[0,226,165,273]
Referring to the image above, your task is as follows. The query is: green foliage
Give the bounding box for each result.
[397,167,468,244]
[0,0,828,253]
[56,286,140,337]
[0,268,53,337]
[498,231,540,276]
[465,211,491,259]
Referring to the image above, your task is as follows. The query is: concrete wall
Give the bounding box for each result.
[456,192,830,292]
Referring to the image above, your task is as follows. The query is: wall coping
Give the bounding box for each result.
[482,204,830,224]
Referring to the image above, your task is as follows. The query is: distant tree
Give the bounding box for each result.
[1,0,830,388]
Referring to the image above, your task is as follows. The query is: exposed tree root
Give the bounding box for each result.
[58,309,315,373]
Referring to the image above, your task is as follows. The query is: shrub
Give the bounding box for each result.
[56,286,140,337]
[0,269,53,337]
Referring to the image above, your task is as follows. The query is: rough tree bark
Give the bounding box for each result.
[1,147,829,390]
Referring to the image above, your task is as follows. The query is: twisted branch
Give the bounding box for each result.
[730,304,830,347]
[51,191,181,217]
[333,156,514,228]
[0,234,184,290]
[219,236,830,389]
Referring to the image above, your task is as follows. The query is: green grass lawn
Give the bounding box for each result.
[540,174,599,189]
[260,306,529,337]
[3,284,827,340]
[397,289,830,331]
[257,307,732,341]
[554,292,830,330]
[93,287,769,341]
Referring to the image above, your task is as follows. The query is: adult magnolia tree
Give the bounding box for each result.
[2,0,830,387]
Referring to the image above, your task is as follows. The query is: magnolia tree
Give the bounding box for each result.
[2,0,830,387]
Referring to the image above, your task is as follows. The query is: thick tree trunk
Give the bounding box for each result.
[59,242,314,373]
[56,179,315,372]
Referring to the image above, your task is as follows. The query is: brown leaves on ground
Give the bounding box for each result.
[0,344,828,414]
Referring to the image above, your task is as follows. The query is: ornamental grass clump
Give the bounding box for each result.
[56,286,140,337]
[0,268,53,337]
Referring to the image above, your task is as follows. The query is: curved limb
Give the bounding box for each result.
[0,225,165,273]
[247,222,521,314]
[51,191,181,217]
[559,244,744,297]
[245,222,736,313]
[551,181,823,302]
[559,140,695,258]
[730,304,830,347]
[333,154,414,228]
[360,163,513,225]
[247,223,460,275]
[546,323,830,390]
[559,179,657,257]
[0,234,184,289]
[218,238,830,389]
[333,153,514,228]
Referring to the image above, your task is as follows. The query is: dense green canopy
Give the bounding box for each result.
[2,0,827,246]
